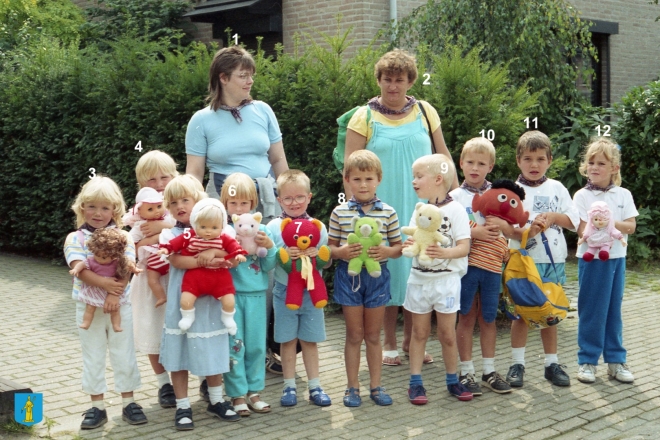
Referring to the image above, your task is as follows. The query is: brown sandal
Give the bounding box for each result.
[246,393,271,413]
[231,397,251,417]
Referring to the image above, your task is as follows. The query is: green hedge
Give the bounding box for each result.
[0,30,538,258]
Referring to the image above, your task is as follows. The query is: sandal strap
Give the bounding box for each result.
[175,408,192,422]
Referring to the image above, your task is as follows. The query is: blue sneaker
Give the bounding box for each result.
[309,387,332,406]
[280,387,297,407]
[408,384,428,405]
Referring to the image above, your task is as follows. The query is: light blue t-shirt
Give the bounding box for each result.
[185,101,282,178]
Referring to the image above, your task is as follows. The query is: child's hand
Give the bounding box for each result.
[69,261,85,277]
[103,293,120,313]
[529,215,547,238]
[196,248,217,266]
[236,255,247,263]
[338,243,362,260]
[157,248,169,256]
[101,277,126,296]
[287,247,302,260]
[140,220,168,237]
[368,244,388,261]
[472,223,501,241]
[303,247,318,258]
[402,237,415,249]
[254,231,274,249]
[425,243,450,260]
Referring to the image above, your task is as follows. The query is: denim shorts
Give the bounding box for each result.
[459,265,502,323]
[333,260,391,308]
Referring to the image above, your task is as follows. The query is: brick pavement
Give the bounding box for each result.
[1,253,660,439]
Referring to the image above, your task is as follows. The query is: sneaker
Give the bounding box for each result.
[199,379,209,402]
[266,351,283,375]
[608,363,634,383]
[309,387,332,406]
[408,384,428,405]
[80,407,108,430]
[280,387,297,407]
[122,402,147,425]
[482,372,513,394]
[545,363,571,387]
[207,401,240,422]
[577,364,597,383]
[158,383,176,408]
[448,382,473,401]
[506,363,525,387]
[174,408,193,431]
[459,373,483,396]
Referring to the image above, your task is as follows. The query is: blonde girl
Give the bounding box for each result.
[63,176,145,430]
[573,138,638,384]
[157,175,241,430]
[129,150,178,408]
[220,173,277,415]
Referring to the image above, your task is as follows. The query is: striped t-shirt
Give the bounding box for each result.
[328,200,401,263]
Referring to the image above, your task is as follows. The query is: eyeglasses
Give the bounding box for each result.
[279,195,308,206]
[234,72,256,81]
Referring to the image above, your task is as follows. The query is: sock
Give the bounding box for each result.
[446,373,459,387]
[544,353,558,367]
[409,374,423,387]
[283,378,296,390]
[176,397,191,410]
[307,377,321,390]
[482,358,495,376]
[512,347,526,366]
[122,396,134,408]
[208,385,224,405]
[175,398,191,425]
[459,360,474,376]
[156,372,171,388]
[91,400,105,410]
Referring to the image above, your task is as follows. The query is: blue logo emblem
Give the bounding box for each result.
[14,393,43,426]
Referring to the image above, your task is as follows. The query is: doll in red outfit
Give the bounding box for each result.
[159,198,247,333]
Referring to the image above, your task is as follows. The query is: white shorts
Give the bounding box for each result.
[403,274,461,314]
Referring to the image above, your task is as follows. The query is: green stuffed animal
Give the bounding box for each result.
[347,217,383,277]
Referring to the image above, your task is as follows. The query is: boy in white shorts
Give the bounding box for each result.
[403,154,472,404]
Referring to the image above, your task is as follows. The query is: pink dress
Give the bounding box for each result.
[78,257,128,307]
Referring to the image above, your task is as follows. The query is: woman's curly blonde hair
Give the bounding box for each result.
[87,229,132,279]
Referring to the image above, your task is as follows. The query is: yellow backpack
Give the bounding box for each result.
[501,229,570,329]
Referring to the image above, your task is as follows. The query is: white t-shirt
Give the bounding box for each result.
[449,187,486,226]
[573,187,638,259]
[407,200,471,283]
[509,179,579,264]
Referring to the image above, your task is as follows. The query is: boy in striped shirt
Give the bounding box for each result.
[329,150,402,407]
[450,138,513,396]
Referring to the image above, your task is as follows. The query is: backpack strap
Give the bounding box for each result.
[365,106,372,141]
[540,231,561,282]
[417,102,436,154]
[520,227,530,249]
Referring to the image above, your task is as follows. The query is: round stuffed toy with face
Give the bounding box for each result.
[472,179,529,228]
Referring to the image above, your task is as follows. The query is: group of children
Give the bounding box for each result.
[63,128,637,429]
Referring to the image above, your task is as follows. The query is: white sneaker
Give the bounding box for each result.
[577,364,597,383]
[608,363,634,383]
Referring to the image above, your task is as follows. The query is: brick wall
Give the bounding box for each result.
[570,0,660,105]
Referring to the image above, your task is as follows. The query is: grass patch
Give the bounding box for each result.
[0,417,35,435]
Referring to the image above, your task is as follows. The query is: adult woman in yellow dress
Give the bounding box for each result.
[344,49,458,366]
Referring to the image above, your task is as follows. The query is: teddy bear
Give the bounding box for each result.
[401,202,451,265]
[277,218,332,310]
[578,200,626,262]
[347,217,383,277]
[232,212,268,257]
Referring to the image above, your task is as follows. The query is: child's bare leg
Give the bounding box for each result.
[79,304,97,330]
[479,315,497,359]
[382,306,399,363]
[110,308,123,332]
[511,318,529,348]
[280,339,298,379]
[219,294,237,335]
[300,340,320,382]
[364,306,386,389]
[409,312,432,375]
[457,302,479,364]
[178,291,197,331]
[147,270,167,307]
[436,311,459,374]
[540,326,558,354]
[343,306,365,389]
[148,354,166,374]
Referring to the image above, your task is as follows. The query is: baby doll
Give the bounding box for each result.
[158,198,247,333]
[578,201,626,262]
[123,187,173,307]
[69,228,142,332]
